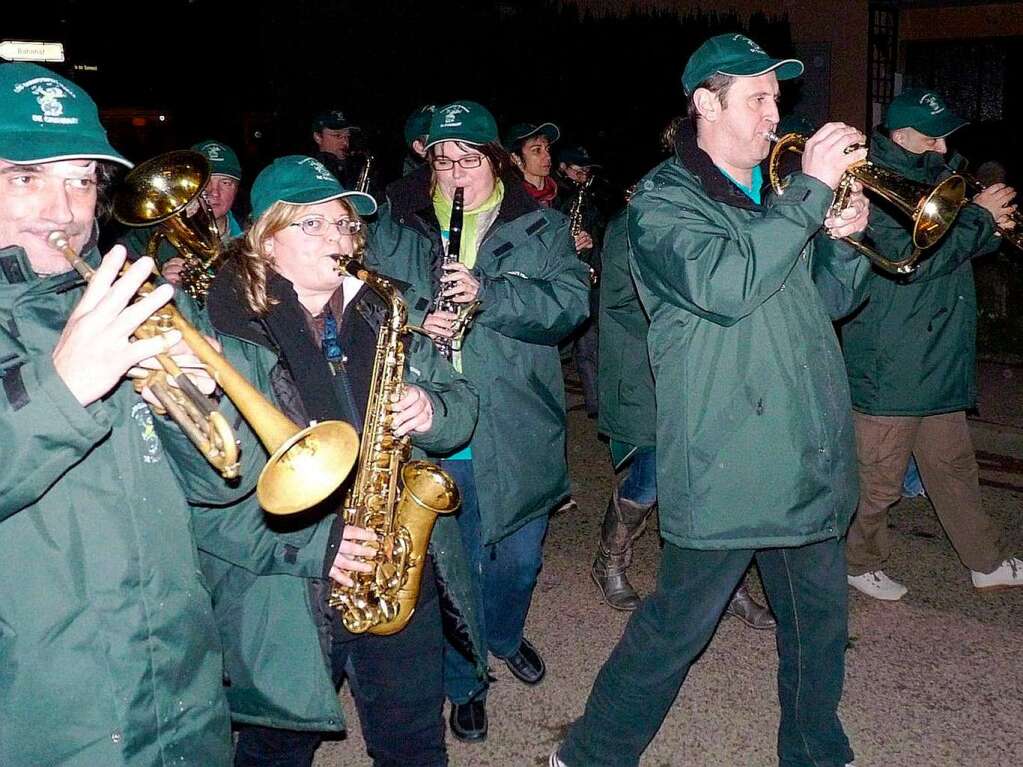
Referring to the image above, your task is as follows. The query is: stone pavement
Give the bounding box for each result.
[314,361,1023,766]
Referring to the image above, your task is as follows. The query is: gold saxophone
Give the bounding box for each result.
[328,256,461,635]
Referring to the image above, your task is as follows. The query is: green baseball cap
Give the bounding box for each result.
[249,155,377,220]
[191,139,242,180]
[404,104,436,148]
[884,88,968,138]
[504,122,560,152]
[682,33,803,96]
[425,101,499,150]
[0,62,131,167]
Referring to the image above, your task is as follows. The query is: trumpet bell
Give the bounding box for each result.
[258,420,360,516]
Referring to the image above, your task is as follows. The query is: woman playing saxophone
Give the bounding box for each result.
[197,155,483,767]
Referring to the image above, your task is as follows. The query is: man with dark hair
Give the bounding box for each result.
[841,88,1022,601]
[312,109,365,190]
[553,33,871,767]
[0,61,255,766]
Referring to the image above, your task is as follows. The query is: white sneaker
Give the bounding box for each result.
[971,557,1023,591]
[549,750,568,767]
[847,570,908,601]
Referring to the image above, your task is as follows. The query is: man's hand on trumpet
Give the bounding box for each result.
[801,122,868,190]
[52,245,216,407]
[824,180,871,240]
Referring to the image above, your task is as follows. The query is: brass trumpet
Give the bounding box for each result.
[48,233,359,516]
[766,131,967,274]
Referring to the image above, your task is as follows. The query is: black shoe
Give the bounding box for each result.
[502,637,546,685]
[449,698,487,742]
[592,554,642,611]
[725,584,776,631]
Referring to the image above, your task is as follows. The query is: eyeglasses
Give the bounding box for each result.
[431,155,485,171]
[289,216,362,236]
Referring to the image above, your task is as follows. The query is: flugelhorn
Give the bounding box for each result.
[958,170,1023,252]
[48,232,359,516]
[766,131,967,274]
[114,150,222,306]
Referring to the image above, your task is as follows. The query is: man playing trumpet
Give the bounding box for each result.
[0,62,256,766]
[553,33,872,767]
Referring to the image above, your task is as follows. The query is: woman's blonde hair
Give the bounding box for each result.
[232,197,367,315]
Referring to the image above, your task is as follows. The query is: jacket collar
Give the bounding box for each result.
[385,165,547,235]
[673,118,764,211]
[207,256,404,350]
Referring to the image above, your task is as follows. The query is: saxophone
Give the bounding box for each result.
[355,152,374,194]
[328,256,461,635]
[432,186,480,359]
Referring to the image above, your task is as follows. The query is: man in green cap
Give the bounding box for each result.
[402,103,435,176]
[841,88,1022,601]
[0,62,258,766]
[553,32,871,767]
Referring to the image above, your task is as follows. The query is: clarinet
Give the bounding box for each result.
[433,187,465,360]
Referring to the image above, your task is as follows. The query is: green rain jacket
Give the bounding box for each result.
[369,169,590,545]
[628,121,869,550]
[597,209,655,450]
[194,263,485,731]
[838,132,1000,416]
[0,240,262,767]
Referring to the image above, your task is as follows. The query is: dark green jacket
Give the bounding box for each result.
[628,122,868,550]
[838,132,1000,416]
[597,209,655,449]
[371,169,590,544]
[195,263,485,731]
[0,241,261,767]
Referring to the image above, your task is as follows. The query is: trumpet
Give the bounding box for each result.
[766,131,967,274]
[48,232,359,516]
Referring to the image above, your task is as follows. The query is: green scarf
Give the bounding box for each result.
[432,180,504,269]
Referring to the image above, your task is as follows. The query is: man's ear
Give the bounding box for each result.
[313,132,323,149]
[693,88,721,122]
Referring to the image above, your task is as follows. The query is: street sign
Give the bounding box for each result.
[0,41,66,63]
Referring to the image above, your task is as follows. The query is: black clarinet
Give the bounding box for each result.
[433,187,478,358]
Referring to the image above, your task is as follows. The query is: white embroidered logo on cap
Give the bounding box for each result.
[734,35,766,55]
[298,157,335,182]
[440,104,470,128]
[14,77,78,125]
[203,144,224,162]
[920,93,945,116]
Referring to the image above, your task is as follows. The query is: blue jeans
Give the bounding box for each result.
[560,537,853,767]
[612,442,657,506]
[901,454,927,498]
[440,459,549,704]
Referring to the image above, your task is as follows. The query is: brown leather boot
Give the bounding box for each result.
[591,492,655,611]
[725,581,776,630]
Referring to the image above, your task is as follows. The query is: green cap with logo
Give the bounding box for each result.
[0,62,131,167]
[191,139,242,180]
[404,104,436,148]
[250,155,377,220]
[503,122,560,152]
[682,33,803,96]
[884,88,968,138]
[425,101,499,150]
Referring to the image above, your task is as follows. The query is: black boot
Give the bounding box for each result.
[591,491,655,611]
[725,582,776,630]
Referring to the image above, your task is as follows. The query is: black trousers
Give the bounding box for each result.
[234,558,447,767]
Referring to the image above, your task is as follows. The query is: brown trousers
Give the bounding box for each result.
[846,410,1006,575]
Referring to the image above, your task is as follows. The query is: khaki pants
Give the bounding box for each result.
[846,410,1005,575]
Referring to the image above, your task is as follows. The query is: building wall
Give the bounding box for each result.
[900,2,1023,40]
[573,0,870,128]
